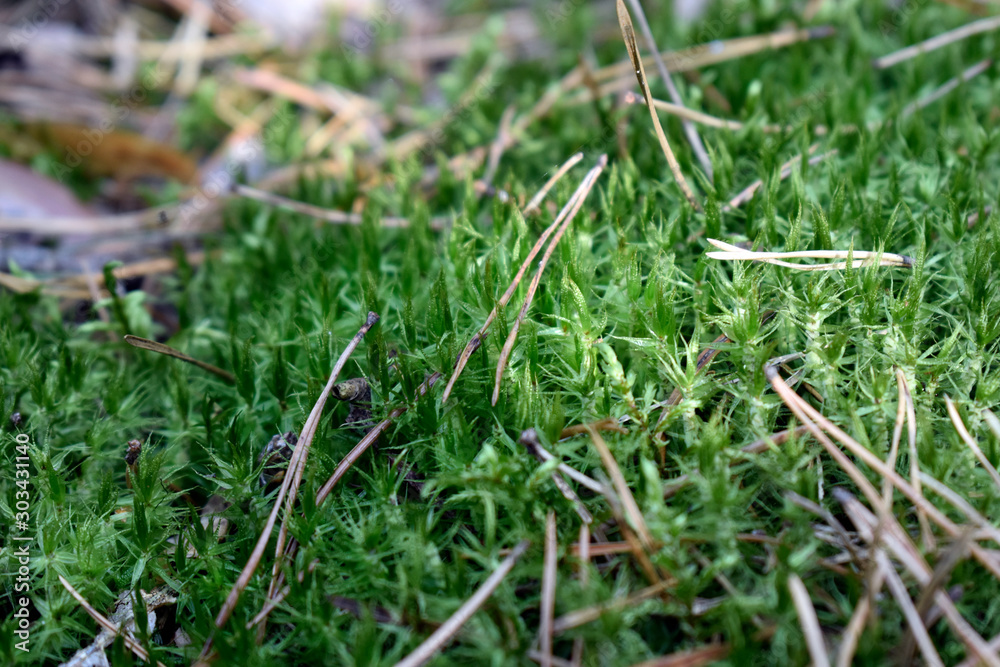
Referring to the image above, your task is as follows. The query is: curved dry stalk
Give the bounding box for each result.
[706,238,913,270]
[884,369,908,507]
[491,155,607,405]
[233,184,451,230]
[901,59,992,117]
[585,426,656,552]
[441,151,588,404]
[58,575,167,667]
[393,540,531,667]
[788,574,830,667]
[552,580,672,634]
[623,0,713,181]
[250,372,442,637]
[540,511,558,667]
[873,15,1000,69]
[616,0,700,210]
[124,335,235,382]
[899,372,935,552]
[198,312,379,661]
[626,91,791,133]
[945,396,1000,492]
[764,362,1000,580]
[524,152,585,215]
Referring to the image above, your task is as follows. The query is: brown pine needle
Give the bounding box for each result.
[623,0,714,181]
[552,580,671,634]
[524,152,585,215]
[123,335,235,382]
[393,540,531,667]
[585,426,656,552]
[626,91,791,133]
[540,511,558,667]
[616,0,700,210]
[199,312,379,660]
[899,372,936,552]
[491,155,607,405]
[945,396,1000,493]
[628,644,731,667]
[884,369,908,507]
[721,148,832,213]
[706,238,913,270]
[233,183,450,230]
[764,360,1000,580]
[250,371,443,636]
[873,15,1000,69]
[58,575,167,667]
[901,59,992,117]
[316,371,442,505]
[441,151,592,404]
[788,573,830,667]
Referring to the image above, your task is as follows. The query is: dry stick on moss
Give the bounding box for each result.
[585,426,656,552]
[251,372,443,635]
[835,564,886,667]
[232,184,451,230]
[787,573,830,667]
[491,156,608,405]
[721,148,833,213]
[884,369,908,508]
[763,361,1000,562]
[58,575,167,667]
[899,372,936,552]
[629,644,731,667]
[520,429,597,523]
[571,523,590,667]
[626,91,794,133]
[198,312,379,661]
[440,151,590,403]
[123,335,235,382]
[901,59,992,117]
[900,531,977,666]
[393,539,531,667]
[616,0,700,210]
[552,580,672,634]
[873,15,1000,69]
[539,511,558,667]
[524,152,585,216]
[945,396,1000,492]
[706,238,913,270]
[836,490,999,667]
[917,473,1000,545]
[478,105,516,194]
[623,0,714,181]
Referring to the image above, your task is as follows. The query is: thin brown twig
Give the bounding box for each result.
[616,0,700,210]
[393,540,531,667]
[492,155,607,405]
[945,396,1000,492]
[440,151,592,403]
[124,335,235,383]
[623,0,714,181]
[540,511,558,667]
[199,313,379,660]
[233,184,450,230]
[58,575,167,667]
[788,573,830,667]
[552,580,672,634]
[873,15,1000,69]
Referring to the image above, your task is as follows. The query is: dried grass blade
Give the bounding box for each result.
[586,425,656,552]
[441,152,591,403]
[623,0,714,181]
[58,575,167,667]
[787,573,830,667]
[945,396,1000,493]
[492,155,607,405]
[393,540,531,667]
[124,335,235,382]
[628,643,731,667]
[540,511,558,667]
[199,313,379,660]
[524,152,585,215]
[873,15,1000,69]
[552,580,672,634]
[616,0,700,209]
